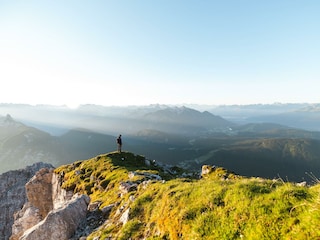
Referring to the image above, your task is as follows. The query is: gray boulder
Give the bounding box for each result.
[20,194,90,240]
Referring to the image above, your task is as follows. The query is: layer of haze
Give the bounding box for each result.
[1,1,320,107]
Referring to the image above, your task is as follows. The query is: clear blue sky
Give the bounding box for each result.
[1,0,319,107]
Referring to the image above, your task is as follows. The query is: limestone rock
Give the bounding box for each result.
[119,208,130,225]
[201,165,215,176]
[119,181,138,194]
[296,181,307,187]
[20,194,90,240]
[51,171,73,209]
[71,204,109,239]
[88,201,102,212]
[10,203,42,240]
[101,204,115,218]
[128,171,162,181]
[25,168,54,218]
[0,162,53,240]
[10,168,76,240]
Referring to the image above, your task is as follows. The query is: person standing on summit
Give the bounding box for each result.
[117,134,122,153]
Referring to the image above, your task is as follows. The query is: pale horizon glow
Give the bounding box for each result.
[1,1,320,108]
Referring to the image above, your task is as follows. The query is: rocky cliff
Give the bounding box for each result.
[0,163,53,240]
[10,167,90,240]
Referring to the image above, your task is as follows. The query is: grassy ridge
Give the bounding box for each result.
[55,152,320,239]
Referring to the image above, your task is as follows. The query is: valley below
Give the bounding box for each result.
[1,103,320,183]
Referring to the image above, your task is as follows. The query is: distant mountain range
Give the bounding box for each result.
[1,103,320,182]
[0,104,235,136]
[247,109,320,131]
[210,103,320,131]
[0,115,118,173]
[142,106,233,135]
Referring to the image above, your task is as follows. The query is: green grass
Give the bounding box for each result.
[55,151,320,240]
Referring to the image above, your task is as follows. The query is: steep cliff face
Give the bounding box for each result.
[0,163,53,240]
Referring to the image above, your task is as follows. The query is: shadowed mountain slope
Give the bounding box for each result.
[0,116,118,173]
[200,138,320,182]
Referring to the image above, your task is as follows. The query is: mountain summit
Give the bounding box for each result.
[0,114,23,127]
[3,151,320,239]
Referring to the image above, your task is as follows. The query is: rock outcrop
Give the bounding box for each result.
[0,162,53,240]
[10,167,89,240]
[201,165,216,176]
[10,203,42,240]
[25,168,54,218]
[19,194,90,240]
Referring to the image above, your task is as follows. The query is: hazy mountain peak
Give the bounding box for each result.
[5,114,13,122]
[0,114,23,127]
[298,104,320,112]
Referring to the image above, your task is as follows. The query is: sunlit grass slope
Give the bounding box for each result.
[55,152,320,240]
